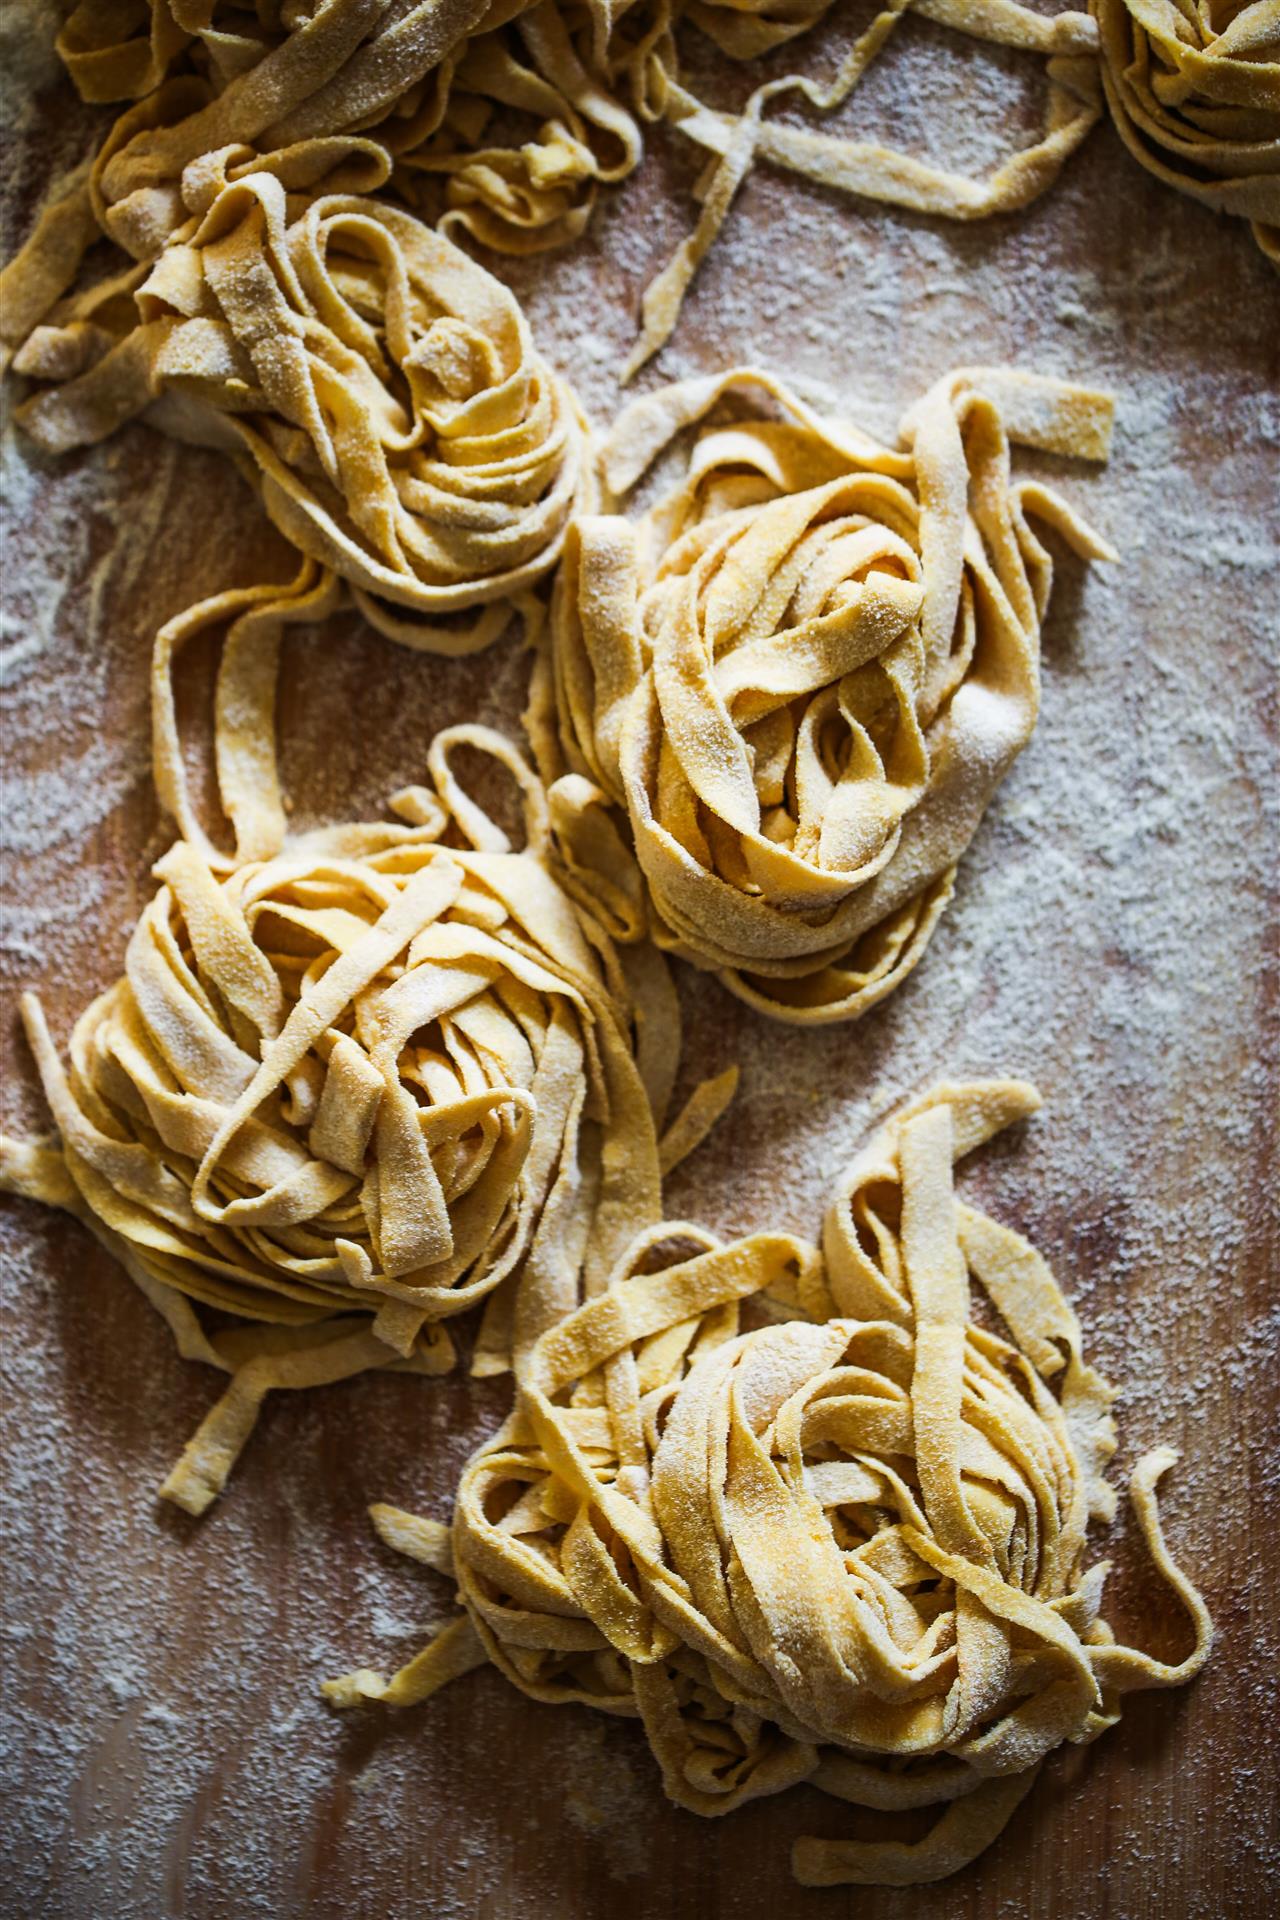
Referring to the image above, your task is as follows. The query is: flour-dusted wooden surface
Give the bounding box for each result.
[2,7,1278,1918]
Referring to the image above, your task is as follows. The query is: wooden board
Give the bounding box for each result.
[2,13,1278,1918]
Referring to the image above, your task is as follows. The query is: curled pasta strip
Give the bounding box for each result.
[392,2,652,256]
[1093,0,1280,263]
[543,363,1116,1023]
[624,0,1104,376]
[0,566,742,1512]
[326,1079,1213,1887]
[12,171,591,651]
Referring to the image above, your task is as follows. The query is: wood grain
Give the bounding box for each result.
[2,21,1278,1920]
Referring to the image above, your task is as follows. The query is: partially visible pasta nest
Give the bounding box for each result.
[13,168,591,652]
[537,363,1117,1023]
[1093,0,1280,264]
[325,1077,1213,1888]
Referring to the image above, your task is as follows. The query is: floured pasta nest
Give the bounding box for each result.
[12,170,590,652]
[326,1079,1212,1888]
[537,364,1116,1023]
[4,0,1107,382]
[1093,0,1280,264]
[0,568,740,1514]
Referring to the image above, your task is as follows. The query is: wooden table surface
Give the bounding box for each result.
[2,11,1278,1918]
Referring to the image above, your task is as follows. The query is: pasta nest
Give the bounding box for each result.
[1093,0,1280,263]
[545,365,1116,1022]
[329,1080,1212,1888]
[0,570,665,1513]
[15,170,590,651]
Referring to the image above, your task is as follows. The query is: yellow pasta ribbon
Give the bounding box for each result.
[325,1078,1212,1888]
[624,0,1105,375]
[541,362,1116,1023]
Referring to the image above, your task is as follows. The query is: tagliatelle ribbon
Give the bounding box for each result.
[395,1,653,255]
[624,0,1104,377]
[10,171,591,652]
[324,1078,1212,1888]
[1092,0,1280,263]
[534,362,1116,1023]
[0,564,736,1513]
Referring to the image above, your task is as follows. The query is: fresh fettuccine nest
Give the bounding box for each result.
[0,566,736,1514]
[4,1,1105,382]
[324,1078,1212,1888]
[11,171,591,653]
[534,364,1116,1024]
[1093,0,1280,264]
